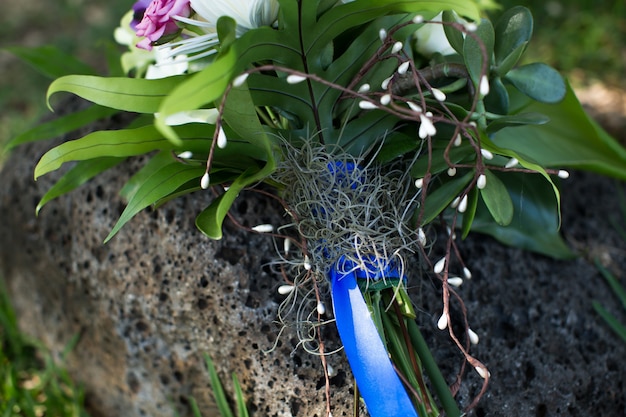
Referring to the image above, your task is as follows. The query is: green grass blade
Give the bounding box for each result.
[592,302,626,344]
[232,374,249,417]
[203,354,235,417]
[595,261,626,311]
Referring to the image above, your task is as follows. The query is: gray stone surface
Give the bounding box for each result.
[1,102,625,416]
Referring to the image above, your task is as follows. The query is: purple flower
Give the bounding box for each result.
[130,0,152,31]
[134,0,191,50]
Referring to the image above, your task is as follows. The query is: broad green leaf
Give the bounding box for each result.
[34,125,176,179]
[461,187,479,238]
[7,105,118,151]
[479,169,513,225]
[195,168,257,240]
[5,45,96,79]
[493,6,533,69]
[505,63,565,104]
[47,75,186,113]
[104,162,205,243]
[483,76,510,114]
[463,18,494,87]
[37,157,125,214]
[470,172,573,258]
[493,82,626,179]
[155,47,237,143]
[442,10,465,54]
[411,142,474,178]
[494,41,527,77]
[119,151,174,201]
[419,171,474,225]
[375,133,419,164]
[486,112,549,134]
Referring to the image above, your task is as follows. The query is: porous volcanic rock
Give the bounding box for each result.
[1,99,625,416]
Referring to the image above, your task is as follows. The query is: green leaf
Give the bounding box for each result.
[483,76,510,114]
[36,157,125,214]
[420,171,474,225]
[47,75,186,113]
[461,187,479,238]
[34,125,176,179]
[104,162,205,243]
[203,355,235,417]
[505,63,565,104]
[479,169,513,225]
[442,11,465,55]
[493,81,626,179]
[155,47,237,143]
[232,374,249,417]
[470,172,574,258]
[593,302,626,344]
[595,261,626,311]
[463,18,494,87]
[7,105,118,151]
[486,112,549,134]
[119,152,175,201]
[5,45,96,79]
[493,6,533,70]
[411,142,474,179]
[195,168,261,240]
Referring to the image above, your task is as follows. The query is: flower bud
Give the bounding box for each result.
[286,74,307,84]
[437,313,448,330]
[397,61,410,75]
[380,94,392,105]
[434,257,446,274]
[477,174,487,189]
[252,224,274,233]
[468,328,479,345]
[391,41,403,54]
[431,88,446,102]
[458,194,468,213]
[448,277,463,287]
[558,170,570,179]
[359,100,378,110]
[200,172,210,189]
[232,73,249,87]
[317,301,326,315]
[479,75,490,96]
[358,83,371,93]
[217,126,227,149]
[480,148,494,160]
[505,157,519,168]
[278,285,295,295]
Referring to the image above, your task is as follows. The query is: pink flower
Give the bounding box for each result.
[134,0,191,50]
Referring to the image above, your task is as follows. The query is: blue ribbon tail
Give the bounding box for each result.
[330,260,419,417]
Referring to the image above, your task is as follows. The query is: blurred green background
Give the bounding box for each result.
[1,0,624,151]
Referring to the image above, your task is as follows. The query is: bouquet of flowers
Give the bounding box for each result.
[8,0,626,415]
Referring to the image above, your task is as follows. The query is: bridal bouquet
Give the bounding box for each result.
[9,0,626,415]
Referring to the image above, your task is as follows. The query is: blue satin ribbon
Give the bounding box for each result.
[330,256,419,417]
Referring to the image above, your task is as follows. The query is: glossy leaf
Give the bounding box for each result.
[470,172,574,259]
[5,45,96,79]
[483,76,510,114]
[463,18,494,87]
[34,125,176,179]
[493,82,626,179]
[104,162,205,242]
[480,169,513,226]
[119,151,175,201]
[420,171,474,225]
[36,157,125,214]
[442,10,465,55]
[7,105,118,151]
[486,112,549,134]
[461,187,479,238]
[505,63,565,104]
[47,75,186,113]
[493,6,532,69]
[411,142,474,178]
